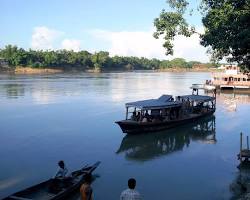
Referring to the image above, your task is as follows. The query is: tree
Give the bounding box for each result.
[91,51,112,70]
[169,58,188,68]
[78,51,93,69]
[160,60,171,69]
[201,0,250,68]
[154,0,250,69]
[0,45,208,70]
[0,45,24,66]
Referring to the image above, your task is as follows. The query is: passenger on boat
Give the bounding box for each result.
[136,112,141,121]
[144,110,152,122]
[54,160,68,179]
[194,102,204,113]
[49,160,71,193]
[142,117,148,123]
[80,173,93,200]
[145,110,150,119]
[152,116,161,123]
[186,98,191,113]
[120,178,142,200]
[131,111,137,121]
[164,109,171,120]
[170,108,175,120]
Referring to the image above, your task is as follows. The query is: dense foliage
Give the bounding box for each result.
[0,45,213,70]
[154,0,250,69]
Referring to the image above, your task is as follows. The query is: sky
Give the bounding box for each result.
[0,0,210,62]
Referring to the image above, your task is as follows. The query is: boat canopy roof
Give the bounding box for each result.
[180,95,215,102]
[126,95,182,109]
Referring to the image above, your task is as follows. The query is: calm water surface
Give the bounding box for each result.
[0,72,250,200]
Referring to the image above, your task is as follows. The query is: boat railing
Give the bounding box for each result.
[212,80,250,86]
[212,72,249,77]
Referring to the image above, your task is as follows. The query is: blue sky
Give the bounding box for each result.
[0,0,209,62]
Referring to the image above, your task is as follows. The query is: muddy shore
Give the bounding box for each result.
[0,66,221,74]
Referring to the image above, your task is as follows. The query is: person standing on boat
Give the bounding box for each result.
[80,173,93,200]
[120,178,142,200]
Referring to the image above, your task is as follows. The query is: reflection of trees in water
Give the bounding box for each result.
[230,169,250,200]
[116,116,216,161]
[1,84,25,99]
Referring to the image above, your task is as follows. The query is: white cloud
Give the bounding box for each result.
[30,26,210,62]
[171,34,208,62]
[61,39,81,52]
[90,28,210,62]
[31,26,63,50]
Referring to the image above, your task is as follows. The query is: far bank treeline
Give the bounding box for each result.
[0,45,216,71]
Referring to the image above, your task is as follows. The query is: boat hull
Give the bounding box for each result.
[3,161,100,200]
[116,110,215,134]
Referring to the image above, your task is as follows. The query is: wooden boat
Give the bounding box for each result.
[116,92,216,134]
[3,161,101,200]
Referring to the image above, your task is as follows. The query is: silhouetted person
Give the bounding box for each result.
[144,110,150,121]
[131,111,137,121]
[136,112,141,121]
[49,160,70,193]
[120,178,142,200]
[80,173,93,200]
[54,160,68,178]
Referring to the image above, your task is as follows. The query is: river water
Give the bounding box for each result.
[0,72,250,200]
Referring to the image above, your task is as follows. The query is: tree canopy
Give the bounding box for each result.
[154,0,250,69]
[0,45,214,71]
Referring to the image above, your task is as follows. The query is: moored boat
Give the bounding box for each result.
[206,65,250,90]
[116,115,216,161]
[116,92,216,134]
[3,161,100,200]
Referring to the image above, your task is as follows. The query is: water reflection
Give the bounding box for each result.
[0,176,24,191]
[211,92,250,112]
[230,169,250,200]
[116,116,216,161]
[1,84,25,98]
[220,93,250,112]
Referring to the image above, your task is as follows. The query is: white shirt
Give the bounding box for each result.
[120,189,142,200]
[54,167,68,178]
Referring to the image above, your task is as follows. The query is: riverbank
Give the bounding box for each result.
[14,67,63,74]
[0,66,222,74]
[0,66,64,74]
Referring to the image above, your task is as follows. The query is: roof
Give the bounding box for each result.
[180,95,215,102]
[125,95,182,109]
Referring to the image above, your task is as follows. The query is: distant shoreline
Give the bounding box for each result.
[0,66,222,74]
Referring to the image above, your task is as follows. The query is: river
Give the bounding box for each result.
[0,72,250,199]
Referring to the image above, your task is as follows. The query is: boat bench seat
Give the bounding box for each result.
[9,196,33,200]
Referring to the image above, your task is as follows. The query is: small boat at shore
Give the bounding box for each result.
[3,161,100,200]
[116,91,216,134]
